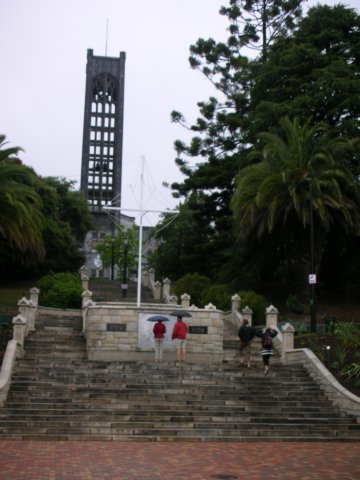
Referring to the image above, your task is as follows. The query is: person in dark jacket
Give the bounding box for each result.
[255,327,278,375]
[238,319,254,368]
[153,319,166,361]
[172,316,188,363]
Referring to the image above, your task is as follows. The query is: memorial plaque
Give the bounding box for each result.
[189,326,208,334]
[106,323,126,332]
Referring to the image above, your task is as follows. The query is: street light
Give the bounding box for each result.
[309,179,317,333]
[122,234,129,298]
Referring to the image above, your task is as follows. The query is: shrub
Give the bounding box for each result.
[201,284,232,311]
[238,290,268,326]
[173,273,211,307]
[37,272,82,309]
[341,363,360,381]
[334,321,360,350]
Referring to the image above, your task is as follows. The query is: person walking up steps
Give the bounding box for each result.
[255,327,278,375]
[238,319,254,368]
[172,316,188,363]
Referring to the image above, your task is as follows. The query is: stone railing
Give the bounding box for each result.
[0,340,22,405]
[280,323,360,420]
[0,287,40,406]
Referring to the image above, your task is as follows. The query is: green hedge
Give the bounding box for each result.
[37,272,82,309]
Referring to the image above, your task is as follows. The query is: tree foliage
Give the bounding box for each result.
[95,224,138,279]
[161,2,360,293]
[0,135,44,257]
[0,137,94,278]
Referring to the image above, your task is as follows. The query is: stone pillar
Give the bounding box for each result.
[82,300,95,334]
[153,281,161,300]
[281,322,295,364]
[169,295,178,305]
[181,293,191,309]
[79,265,89,290]
[82,290,93,308]
[81,274,89,291]
[29,287,40,307]
[79,264,87,278]
[17,298,30,334]
[231,294,240,313]
[12,314,26,348]
[17,297,29,317]
[142,270,149,287]
[242,306,253,326]
[162,278,171,301]
[265,304,279,328]
[26,301,36,332]
[148,268,155,285]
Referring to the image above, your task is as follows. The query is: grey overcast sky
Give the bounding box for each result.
[1,0,359,226]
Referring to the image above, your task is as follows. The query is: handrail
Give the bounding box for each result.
[0,340,20,405]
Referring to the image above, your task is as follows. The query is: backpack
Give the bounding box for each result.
[262,334,273,348]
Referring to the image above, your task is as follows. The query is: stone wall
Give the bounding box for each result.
[84,303,223,363]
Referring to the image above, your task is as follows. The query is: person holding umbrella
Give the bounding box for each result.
[147,315,169,362]
[152,318,167,362]
[171,315,188,363]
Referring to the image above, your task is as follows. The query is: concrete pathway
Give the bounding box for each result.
[0,441,359,479]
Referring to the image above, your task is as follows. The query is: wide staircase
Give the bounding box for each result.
[0,312,359,441]
[89,278,154,303]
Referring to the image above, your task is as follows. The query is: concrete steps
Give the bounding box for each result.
[0,312,359,441]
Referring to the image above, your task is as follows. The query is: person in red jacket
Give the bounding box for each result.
[152,319,166,361]
[171,316,188,363]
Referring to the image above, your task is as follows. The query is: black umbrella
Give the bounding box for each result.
[146,315,169,322]
[170,310,192,318]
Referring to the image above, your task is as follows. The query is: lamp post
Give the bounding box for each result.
[309,179,317,333]
[111,235,115,281]
[122,234,129,298]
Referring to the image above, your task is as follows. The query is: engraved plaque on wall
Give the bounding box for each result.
[106,323,126,332]
[189,326,208,334]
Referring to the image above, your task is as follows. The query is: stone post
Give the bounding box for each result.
[79,265,89,290]
[81,274,89,291]
[242,306,253,326]
[79,264,87,278]
[82,300,95,334]
[281,322,295,364]
[153,281,161,300]
[29,287,40,307]
[17,298,30,335]
[82,290,93,309]
[142,270,149,287]
[231,294,240,313]
[27,301,36,332]
[148,268,155,285]
[12,314,26,348]
[181,293,191,309]
[265,304,279,328]
[162,278,171,301]
[169,295,178,305]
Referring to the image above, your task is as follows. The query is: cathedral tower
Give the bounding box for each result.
[80,48,126,218]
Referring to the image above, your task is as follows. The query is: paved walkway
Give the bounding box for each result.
[0,441,359,479]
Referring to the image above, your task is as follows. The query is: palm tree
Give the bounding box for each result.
[231,117,360,286]
[0,135,44,257]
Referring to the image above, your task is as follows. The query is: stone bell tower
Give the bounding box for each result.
[80,49,131,277]
[80,48,126,217]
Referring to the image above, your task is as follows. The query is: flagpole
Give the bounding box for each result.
[103,155,179,308]
[136,156,145,307]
